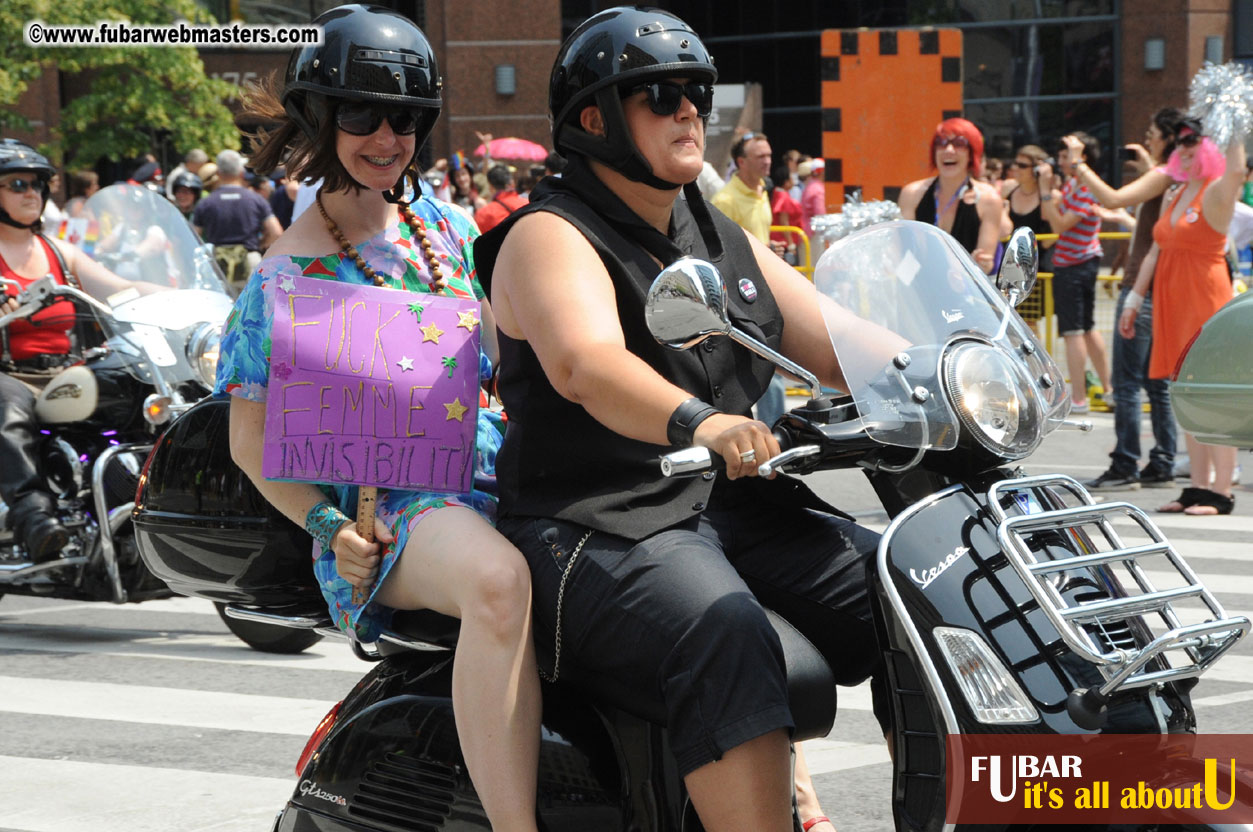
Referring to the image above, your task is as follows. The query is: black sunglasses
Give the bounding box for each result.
[335,104,421,136]
[622,81,714,119]
[0,177,42,195]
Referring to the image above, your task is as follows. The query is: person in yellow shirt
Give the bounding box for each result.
[712,132,773,244]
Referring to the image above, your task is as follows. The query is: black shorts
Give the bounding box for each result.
[1052,256,1100,335]
[500,483,887,777]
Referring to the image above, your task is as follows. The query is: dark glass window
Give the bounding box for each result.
[1237,0,1253,58]
[967,97,1117,181]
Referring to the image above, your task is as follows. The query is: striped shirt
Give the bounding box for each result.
[1051,177,1103,267]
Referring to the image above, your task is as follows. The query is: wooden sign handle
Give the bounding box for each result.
[350,486,378,605]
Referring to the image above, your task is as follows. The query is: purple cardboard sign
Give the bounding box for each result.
[262,275,481,493]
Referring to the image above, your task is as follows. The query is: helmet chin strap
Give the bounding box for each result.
[0,211,41,231]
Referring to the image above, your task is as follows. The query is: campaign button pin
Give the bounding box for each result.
[738,278,757,302]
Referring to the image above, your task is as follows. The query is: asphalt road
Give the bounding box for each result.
[0,409,1250,831]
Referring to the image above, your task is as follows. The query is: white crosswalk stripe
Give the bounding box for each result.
[0,509,1249,827]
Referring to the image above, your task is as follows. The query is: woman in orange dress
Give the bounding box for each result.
[1119,120,1246,515]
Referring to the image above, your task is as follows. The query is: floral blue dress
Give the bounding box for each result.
[213,196,503,642]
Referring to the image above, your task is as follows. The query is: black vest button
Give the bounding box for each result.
[713,385,723,397]
[691,501,705,511]
[702,340,716,352]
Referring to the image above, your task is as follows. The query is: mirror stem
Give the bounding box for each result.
[726,329,822,399]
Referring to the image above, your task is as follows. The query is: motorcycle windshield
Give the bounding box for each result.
[57,184,233,385]
[813,220,1068,450]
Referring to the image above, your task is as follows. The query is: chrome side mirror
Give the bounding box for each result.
[996,227,1038,307]
[644,257,731,349]
[645,258,823,398]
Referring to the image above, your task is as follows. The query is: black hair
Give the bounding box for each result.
[487,164,513,190]
[1151,107,1185,163]
[1064,131,1100,165]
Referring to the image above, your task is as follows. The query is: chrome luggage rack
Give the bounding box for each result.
[986,474,1248,705]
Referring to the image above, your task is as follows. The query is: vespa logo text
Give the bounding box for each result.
[910,546,970,589]
[299,779,347,806]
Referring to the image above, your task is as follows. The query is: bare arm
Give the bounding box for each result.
[260,215,283,251]
[1073,162,1172,209]
[229,395,391,586]
[54,237,163,297]
[492,211,778,478]
[1118,241,1159,340]
[478,298,500,367]
[897,179,926,221]
[973,182,1003,272]
[1202,139,1249,234]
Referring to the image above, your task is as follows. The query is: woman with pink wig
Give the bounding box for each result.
[898,117,1004,273]
[1118,118,1247,515]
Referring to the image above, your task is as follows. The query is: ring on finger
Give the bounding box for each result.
[739,449,756,463]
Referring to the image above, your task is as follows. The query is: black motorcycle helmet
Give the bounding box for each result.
[282,4,441,202]
[0,139,54,230]
[549,6,717,190]
[169,171,204,199]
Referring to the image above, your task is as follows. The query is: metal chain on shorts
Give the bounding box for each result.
[539,529,594,683]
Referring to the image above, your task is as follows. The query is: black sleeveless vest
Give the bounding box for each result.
[476,166,837,540]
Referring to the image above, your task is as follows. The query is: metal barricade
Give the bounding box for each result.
[769,225,813,279]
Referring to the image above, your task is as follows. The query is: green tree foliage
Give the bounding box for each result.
[1,0,239,164]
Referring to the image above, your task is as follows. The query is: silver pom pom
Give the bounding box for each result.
[810,194,901,251]
[1187,61,1253,149]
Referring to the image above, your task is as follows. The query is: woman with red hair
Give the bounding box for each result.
[1118,120,1246,515]
[898,117,1004,272]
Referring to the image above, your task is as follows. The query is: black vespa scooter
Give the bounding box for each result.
[133,223,1248,831]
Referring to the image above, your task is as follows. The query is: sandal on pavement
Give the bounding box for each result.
[1183,489,1235,516]
[1157,487,1207,513]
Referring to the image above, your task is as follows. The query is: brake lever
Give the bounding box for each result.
[757,444,821,478]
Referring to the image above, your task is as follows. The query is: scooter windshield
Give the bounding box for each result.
[55,184,233,387]
[813,220,1068,451]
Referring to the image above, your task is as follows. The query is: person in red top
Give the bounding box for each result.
[768,162,803,263]
[473,164,528,233]
[0,139,152,562]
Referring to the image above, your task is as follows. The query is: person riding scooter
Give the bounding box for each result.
[0,140,166,563]
[475,8,900,830]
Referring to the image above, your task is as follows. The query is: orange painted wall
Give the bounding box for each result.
[819,28,963,210]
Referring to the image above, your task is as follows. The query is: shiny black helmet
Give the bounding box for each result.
[0,139,54,230]
[169,171,203,198]
[549,6,716,189]
[282,4,442,152]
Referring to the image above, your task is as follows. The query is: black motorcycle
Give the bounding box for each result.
[0,184,319,654]
[132,223,1248,830]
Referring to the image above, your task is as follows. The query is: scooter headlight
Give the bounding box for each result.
[186,323,221,390]
[943,341,1043,459]
[934,626,1039,724]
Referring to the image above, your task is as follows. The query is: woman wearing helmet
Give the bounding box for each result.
[217,7,541,829]
[476,8,895,829]
[168,171,203,220]
[0,139,157,563]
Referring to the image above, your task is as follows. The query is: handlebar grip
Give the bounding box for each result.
[659,426,792,478]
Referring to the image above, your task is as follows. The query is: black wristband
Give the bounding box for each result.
[667,397,720,447]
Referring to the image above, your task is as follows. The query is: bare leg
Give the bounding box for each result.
[1063,334,1089,403]
[376,506,540,832]
[685,729,792,832]
[1183,434,1237,515]
[1083,328,1112,393]
[795,743,836,830]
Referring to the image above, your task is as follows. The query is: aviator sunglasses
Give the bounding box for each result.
[335,103,421,136]
[0,177,44,195]
[622,81,714,119]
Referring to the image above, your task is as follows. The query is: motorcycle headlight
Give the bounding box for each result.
[943,341,1043,458]
[186,323,221,390]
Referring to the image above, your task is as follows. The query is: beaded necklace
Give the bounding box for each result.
[316,191,446,292]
